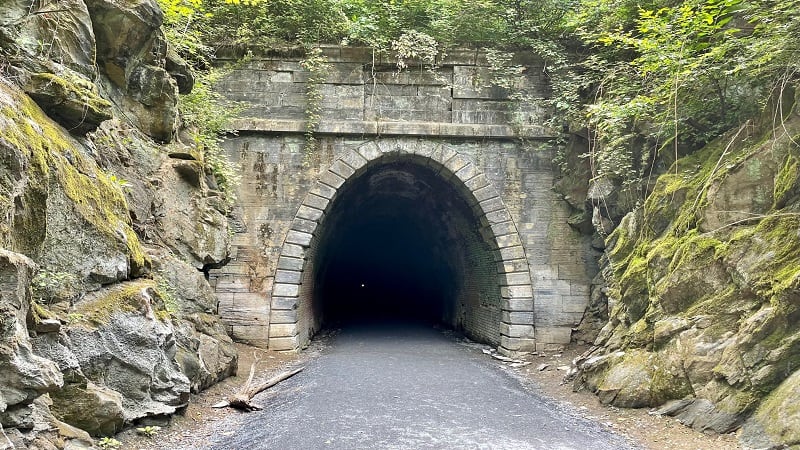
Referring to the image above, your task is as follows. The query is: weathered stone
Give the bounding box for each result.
[34,319,61,334]
[0,250,63,412]
[166,46,194,94]
[155,159,230,269]
[50,382,124,436]
[174,314,237,393]
[741,368,800,448]
[23,71,112,133]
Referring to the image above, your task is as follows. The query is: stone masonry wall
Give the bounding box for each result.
[210,46,597,353]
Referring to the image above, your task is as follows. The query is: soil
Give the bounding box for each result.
[117,339,742,450]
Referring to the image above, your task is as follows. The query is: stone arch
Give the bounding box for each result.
[269,140,536,354]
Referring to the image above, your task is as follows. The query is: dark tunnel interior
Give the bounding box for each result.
[319,212,455,324]
[309,158,501,340]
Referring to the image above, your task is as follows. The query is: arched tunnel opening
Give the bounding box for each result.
[305,156,504,345]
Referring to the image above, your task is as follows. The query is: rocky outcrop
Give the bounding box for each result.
[572,88,800,447]
[0,0,237,446]
[0,250,63,415]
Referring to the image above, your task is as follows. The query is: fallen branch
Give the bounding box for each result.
[212,365,305,412]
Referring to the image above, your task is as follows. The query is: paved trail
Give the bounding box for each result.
[205,322,637,450]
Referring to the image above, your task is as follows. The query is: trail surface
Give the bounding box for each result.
[201,321,636,450]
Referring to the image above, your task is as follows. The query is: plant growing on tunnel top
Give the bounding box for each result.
[300,47,328,164]
[392,30,441,72]
[177,64,244,206]
[484,48,538,144]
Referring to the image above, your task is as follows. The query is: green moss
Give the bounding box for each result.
[754,372,800,445]
[29,301,56,324]
[71,280,156,327]
[32,72,113,115]
[0,83,150,271]
[733,215,800,299]
[773,155,798,209]
[650,359,694,404]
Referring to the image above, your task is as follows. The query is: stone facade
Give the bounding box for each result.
[211,46,597,354]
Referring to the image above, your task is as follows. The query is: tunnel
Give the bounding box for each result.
[300,155,504,345]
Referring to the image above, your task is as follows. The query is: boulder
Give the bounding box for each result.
[0,250,63,412]
[23,71,112,133]
[63,281,191,421]
[175,315,238,393]
[166,46,194,94]
[84,0,182,141]
[741,368,800,448]
[0,0,97,79]
[84,0,163,67]
[50,382,124,436]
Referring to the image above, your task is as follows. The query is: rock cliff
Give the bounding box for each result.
[570,88,800,448]
[0,0,236,447]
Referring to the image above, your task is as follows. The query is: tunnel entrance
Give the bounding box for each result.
[307,157,503,344]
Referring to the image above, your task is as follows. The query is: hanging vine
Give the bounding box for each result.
[300,47,328,164]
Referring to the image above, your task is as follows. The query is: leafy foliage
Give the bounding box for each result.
[155,0,800,188]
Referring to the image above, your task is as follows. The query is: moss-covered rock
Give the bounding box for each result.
[575,85,800,447]
[24,71,113,133]
[741,368,800,448]
[0,78,150,286]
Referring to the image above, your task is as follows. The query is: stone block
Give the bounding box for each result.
[503,271,531,286]
[275,269,302,284]
[473,185,498,203]
[442,153,471,175]
[499,245,525,261]
[281,243,305,258]
[341,150,369,171]
[501,284,533,299]
[372,70,451,86]
[411,141,440,159]
[271,309,299,324]
[490,221,518,239]
[269,323,298,338]
[296,205,323,222]
[292,218,318,234]
[286,230,313,247]
[502,311,535,324]
[309,183,337,200]
[496,258,530,275]
[319,170,345,189]
[273,283,300,297]
[329,159,355,179]
[479,196,505,215]
[535,326,572,344]
[269,335,301,351]
[500,323,535,338]
[454,162,480,184]
[502,297,534,311]
[366,84,418,96]
[357,142,382,162]
[562,295,589,314]
[495,233,522,250]
[464,174,490,194]
[303,193,329,212]
[277,256,304,271]
[486,208,512,224]
[271,296,299,310]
